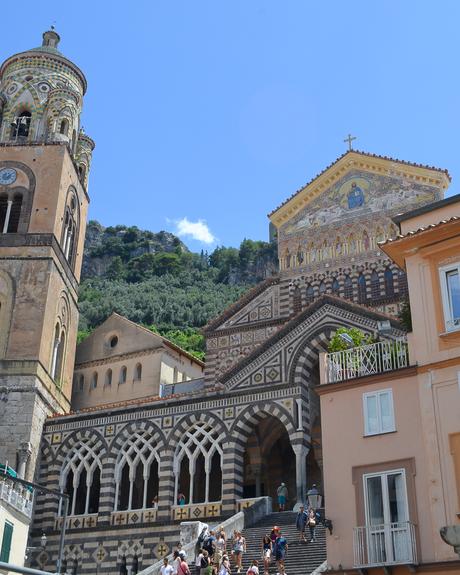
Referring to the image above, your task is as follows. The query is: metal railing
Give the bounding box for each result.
[353,521,417,567]
[0,475,34,519]
[324,337,409,384]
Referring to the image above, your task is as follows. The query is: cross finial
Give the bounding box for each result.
[344,133,357,151]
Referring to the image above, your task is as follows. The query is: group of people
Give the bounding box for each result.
[160,525,289,575]
[295,506,319,543]
[261,526,288,575]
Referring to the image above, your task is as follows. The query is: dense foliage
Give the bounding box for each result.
[327,327,375,352]
[77,221,278,358]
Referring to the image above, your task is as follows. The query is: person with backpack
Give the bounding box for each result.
[196,528,208,561]
[273,529,288,574]
[200,550,211,575]
[203,531,216,558]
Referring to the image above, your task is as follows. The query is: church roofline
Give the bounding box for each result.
[82,312,204,367]
[268,150,451,225]
[218,294,405,384]
[202,275,280,334]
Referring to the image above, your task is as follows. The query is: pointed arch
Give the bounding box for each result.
[385,266,395,296]
[112,421,166,511]
[370,269,380,299]
[358,272,367,303]
[344,274,353,300]
[173,421,223,504]
[57,431,107,516]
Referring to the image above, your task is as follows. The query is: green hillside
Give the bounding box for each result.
[78,221,278,358]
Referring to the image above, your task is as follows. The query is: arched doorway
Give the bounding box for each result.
[242,415,296,509]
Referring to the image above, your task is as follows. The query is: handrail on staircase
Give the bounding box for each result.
[137,497,272,575]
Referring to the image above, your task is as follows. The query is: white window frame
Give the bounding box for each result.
[439,262,460,332]
[362,468,409,526]
[363,388,396,436]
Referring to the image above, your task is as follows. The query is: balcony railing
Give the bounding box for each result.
[353,521,417,567]
[324,337,409,384]
[0,475,33,519]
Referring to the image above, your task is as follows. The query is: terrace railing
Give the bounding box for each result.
[324,337,409,384]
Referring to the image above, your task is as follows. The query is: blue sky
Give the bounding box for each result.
[2,1,459,251]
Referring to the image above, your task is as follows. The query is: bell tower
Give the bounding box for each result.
[0,30,94,479]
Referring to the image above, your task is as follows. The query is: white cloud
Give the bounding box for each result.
[173,217,216,245]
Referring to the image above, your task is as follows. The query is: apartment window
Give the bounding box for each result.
[440,262,460,332]
[363,389,395,436]
[0,521,13,562]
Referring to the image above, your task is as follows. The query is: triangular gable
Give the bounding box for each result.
[203,277,280,333]
[269,150,450,229]
[220,295,405,391]
[76,313,163,365]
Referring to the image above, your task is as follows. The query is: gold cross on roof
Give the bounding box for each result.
[344,133,357,150]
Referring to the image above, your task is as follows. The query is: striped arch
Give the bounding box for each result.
[55,428,108,466]
[168,412,227,450]
[230,401,297,444]
[111,419,166,454]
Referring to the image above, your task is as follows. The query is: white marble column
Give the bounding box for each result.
[2,200,12,233]
[17,442,32,479]
[292,444,309,511]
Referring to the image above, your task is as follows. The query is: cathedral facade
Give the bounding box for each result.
[0,31,452,575]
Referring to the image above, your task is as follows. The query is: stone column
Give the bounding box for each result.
[17,441,32,479]
[157,447,175,521]
[98,452,117,526]
[221,441,244,516]
[292,444,309,511]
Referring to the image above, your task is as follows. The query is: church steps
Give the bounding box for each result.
[234,511,326,575]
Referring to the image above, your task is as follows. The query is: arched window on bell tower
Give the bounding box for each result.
[61,189,80,269]
[59,118,69,136]
[10,111,32,142]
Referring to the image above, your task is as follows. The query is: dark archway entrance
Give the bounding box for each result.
[242,415,296,509]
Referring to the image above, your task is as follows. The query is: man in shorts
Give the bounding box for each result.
[276,482,288,511]
[273,529,288,574]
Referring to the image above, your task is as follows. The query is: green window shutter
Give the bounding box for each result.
[0,521,14,562]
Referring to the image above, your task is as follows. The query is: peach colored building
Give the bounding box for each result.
[318,194,460,574]
[71,313,204,411]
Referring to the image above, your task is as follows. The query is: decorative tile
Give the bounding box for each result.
[51,432,61,444]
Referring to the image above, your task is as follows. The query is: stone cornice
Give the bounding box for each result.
[44,384,302,433]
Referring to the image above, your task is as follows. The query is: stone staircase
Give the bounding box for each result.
[236,511,326,575]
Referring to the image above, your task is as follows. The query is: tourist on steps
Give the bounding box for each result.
[231,531,246,573]
[200,550,211,575]
[276,483,288,511]
[307,508,317,542]
[295,505,308,542]
[195,549,204,575]
[219,554,231,575]
[161,557,174,575]
[215,531,226,565]
[173,551,182,575]
[178,554,192,575]
[246,559,259,575]
[273,529,288,575]
[261,535,272,575]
